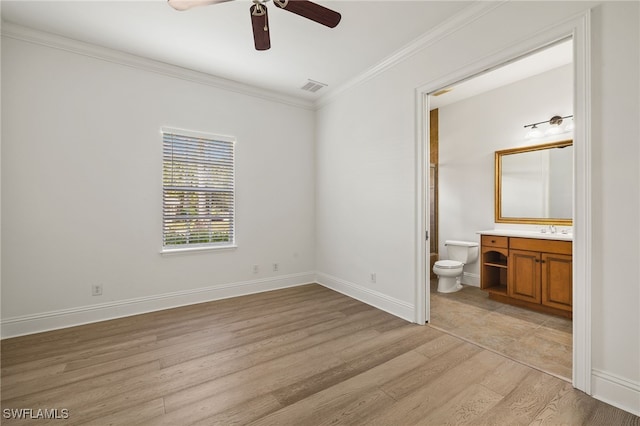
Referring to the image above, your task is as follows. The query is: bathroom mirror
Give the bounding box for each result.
[495,140,573,225]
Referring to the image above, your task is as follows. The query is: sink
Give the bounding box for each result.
[477,229,573,241]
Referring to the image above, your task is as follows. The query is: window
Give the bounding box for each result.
[162,128,235,250]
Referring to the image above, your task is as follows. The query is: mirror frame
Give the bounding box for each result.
[495,140,573,225]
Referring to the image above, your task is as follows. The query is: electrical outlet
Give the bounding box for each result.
[370,272,377,283]
[92,284,103,296]
[272,263,279,272]
[252,265,259,274]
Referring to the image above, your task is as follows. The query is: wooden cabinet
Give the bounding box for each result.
[480,236,508,296]
[541,252,572,311]
[480,234,572,318]
[508,249,541,303]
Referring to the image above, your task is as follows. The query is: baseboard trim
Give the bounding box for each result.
[592,368,640,416]
[1,272,316,339]
[316,272,414,322]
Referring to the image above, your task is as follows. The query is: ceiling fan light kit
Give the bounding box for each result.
[168,0,341,51]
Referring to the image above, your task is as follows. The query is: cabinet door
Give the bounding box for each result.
[541,253,572,311]
[508,249,541,303]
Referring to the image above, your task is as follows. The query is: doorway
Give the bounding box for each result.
[415,17,593,393]
[428,40,574,379]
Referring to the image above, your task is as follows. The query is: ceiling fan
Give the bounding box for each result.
[168,0,341,51]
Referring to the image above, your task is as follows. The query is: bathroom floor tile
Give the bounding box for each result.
[494,304,552,325]
[429,280,572,380]
[541,315,573,333]
[450,323,520,350]
[502,333,572,379]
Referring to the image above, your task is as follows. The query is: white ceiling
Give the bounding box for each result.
[429,39,573,109]
[1,1,572,104]
[1,0,474,100]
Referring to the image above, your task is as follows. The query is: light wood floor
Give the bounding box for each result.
[429,279,573,380]
[2,284,637,425]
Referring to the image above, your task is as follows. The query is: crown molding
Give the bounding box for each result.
[315,1,506,108]
[2,1,504,112]
[0,21,315,111]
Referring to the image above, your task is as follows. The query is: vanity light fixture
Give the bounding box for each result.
[524,114,573,139]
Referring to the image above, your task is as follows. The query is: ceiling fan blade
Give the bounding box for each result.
[273,0,341,28]
[250,4,271,51]
[167,0,232,12]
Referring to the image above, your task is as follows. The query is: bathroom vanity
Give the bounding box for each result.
[479,230,572,319]
[483,141,574,318]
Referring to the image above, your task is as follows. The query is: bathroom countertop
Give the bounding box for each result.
[477,229,573,241]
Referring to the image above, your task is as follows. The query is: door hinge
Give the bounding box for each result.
[425,231,429,240]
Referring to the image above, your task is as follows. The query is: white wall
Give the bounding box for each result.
[316,0,639,416]
[438,65,573,286]
[590,1,640,411]
[1,0,638,416]
[1,36,316,335]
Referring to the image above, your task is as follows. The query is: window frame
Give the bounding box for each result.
[160,127,237,254]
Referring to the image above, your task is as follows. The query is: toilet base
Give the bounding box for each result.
[437,276,463,293]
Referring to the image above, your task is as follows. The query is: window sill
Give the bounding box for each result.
[161,245,238,256]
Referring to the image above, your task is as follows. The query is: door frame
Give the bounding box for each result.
[413,10,592,394]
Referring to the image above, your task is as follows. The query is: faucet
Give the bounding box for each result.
[549,225,556,234]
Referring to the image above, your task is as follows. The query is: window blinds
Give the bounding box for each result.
[162,130,235,248]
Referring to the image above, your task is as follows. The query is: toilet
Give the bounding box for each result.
[433,240,479,293]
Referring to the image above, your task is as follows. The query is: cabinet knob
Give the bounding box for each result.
[491,240,496,243]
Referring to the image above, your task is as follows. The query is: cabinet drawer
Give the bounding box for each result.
[509,237,572,255]
[481,235,508,248]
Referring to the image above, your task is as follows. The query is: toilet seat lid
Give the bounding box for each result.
[434,260,463,269]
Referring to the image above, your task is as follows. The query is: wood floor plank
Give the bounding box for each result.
[380,340,483,401]
[420,383,504,425]
[1,284,638,425]
[161,326,379,412]
[157,307,351,368]
[96,398,166,426]
[2,359,161,402]
[0,285,333,362]
[362,350,508,425]
[249,350,430,426]
[587,402,640,425]
[62,306,346,373]
[337,323,440,362]
[479,356,532,396]
[240,309,398,367]
[308,389,396,426]
[528,381,597,425]
[413,332,466,359]
[272,325,439,406]
[1,361,162,423]
[0,363,66,389]
[140,394,283,426]
[473,369,567,425]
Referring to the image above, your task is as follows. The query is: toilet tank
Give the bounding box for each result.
[445,240,479,264]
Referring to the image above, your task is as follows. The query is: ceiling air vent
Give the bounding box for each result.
[301,79,327,93]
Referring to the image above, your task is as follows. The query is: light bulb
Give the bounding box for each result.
[526,125,543,139]
[565,117,575,132]
[545,124,564,136]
